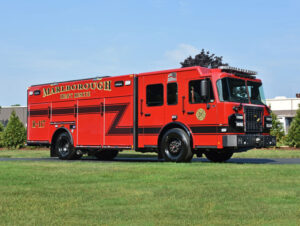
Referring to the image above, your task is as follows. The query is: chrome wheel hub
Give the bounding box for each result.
[169,139,182,154]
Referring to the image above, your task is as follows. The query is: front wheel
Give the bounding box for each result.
[160,128,193,162]
[204,150,233,163]
[55,132,76,160]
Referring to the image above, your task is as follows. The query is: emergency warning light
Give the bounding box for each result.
[219,66,257,79]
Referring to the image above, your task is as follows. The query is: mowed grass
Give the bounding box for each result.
[0,149,49,158]
[234,148,300,159]
[1,148,300,159]
[0,161,300,225]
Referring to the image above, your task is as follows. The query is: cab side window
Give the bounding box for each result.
[189,79,214,104]
[167,83,178,105]
[146,84,163,106]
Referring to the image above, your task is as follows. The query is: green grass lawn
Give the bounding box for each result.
[1,148,300,159]
[0,149,49,158]
[0,161,299,225]
[234,148,300,159]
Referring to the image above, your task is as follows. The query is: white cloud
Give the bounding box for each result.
[149,43,200,71]
[165,43,199,64]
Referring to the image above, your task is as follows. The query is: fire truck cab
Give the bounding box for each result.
[27,66,276,162]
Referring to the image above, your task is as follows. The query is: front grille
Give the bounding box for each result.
[244,106,263,133]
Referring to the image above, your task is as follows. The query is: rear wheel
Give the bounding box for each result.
[55,132,76,160]
[160,128,193,162]
[95,150,119,160]
[204,150,233,163]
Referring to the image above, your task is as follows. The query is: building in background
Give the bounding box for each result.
[0,106,27,127]
[266,95,300,134]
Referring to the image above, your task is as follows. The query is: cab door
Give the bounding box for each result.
[184,77,218,148]
[138,74,165,148]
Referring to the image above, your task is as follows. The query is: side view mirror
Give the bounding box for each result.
[200,79,209,100]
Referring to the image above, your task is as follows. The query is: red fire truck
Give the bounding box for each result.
[27,66,276,162]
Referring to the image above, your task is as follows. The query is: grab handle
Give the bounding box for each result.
[140,99,143,115]
[182,96,185,114]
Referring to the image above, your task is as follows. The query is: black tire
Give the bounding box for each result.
[204,150,233,163]
[160,128,193,162]
[55,132,76,160]
[95,150,119,160]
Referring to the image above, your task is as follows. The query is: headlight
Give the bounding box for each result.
[236,114,244,120]
[236,122,244,127]
[229,113,244,129]
[265,116,272,122]
[266,123,272,128]
[264,116,272,129]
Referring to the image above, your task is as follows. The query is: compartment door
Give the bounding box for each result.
[77,99,103,146]
[27,103,51,142]
[103,96,133,147]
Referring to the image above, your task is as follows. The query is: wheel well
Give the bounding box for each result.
[158,122,193,149]
[50,128,73,157]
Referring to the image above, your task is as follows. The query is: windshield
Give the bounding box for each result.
[217,78,265,104]
[247,81,266,105]
[217,78,248,103]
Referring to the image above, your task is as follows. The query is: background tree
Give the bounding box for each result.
[286,104,300,148]
[270,111,285,146]
[2,111,26,149]
[0,121,4,147]
[180,49,228,68]
[0,121,4,132]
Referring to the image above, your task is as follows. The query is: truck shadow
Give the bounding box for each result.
[80,157,277,164]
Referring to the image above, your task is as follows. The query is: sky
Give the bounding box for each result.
[0,0,299,106]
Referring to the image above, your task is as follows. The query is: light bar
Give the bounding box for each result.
[219,66,257,79]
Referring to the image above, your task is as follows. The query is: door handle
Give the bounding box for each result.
[145,113,151,117]
[187,111,194,115]
[182,96,185,114]
[140,99,143,115]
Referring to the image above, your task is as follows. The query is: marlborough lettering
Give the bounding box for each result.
[43,81,112,98]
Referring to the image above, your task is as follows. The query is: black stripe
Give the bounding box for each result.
[190,126,218,133]
[106,104,131,135]
[78,106,100,114]
[52,108,74,115]
[30,109,48,116]
[139,127,161,134]
[30,105,269,136]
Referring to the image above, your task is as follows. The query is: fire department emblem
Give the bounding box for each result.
[196,108,206,121]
